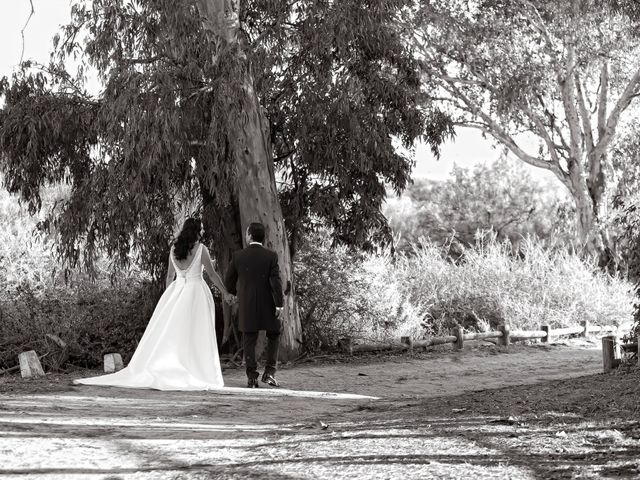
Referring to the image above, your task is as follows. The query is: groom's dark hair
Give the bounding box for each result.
[248,222,266,243]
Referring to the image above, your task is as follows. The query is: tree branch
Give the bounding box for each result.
[122,56,164,65]
[560,40,583,160]
[194,0,240,44]
[535,93,571,154]
[522,104,563,166]
[443,81,556,170]
[20,0,35,64]
[523,1,558,61]
[575,73,595,154]
[274,149,296,162]
[597,61,608,141]
[593,64,640,158]
[440,75,492,88]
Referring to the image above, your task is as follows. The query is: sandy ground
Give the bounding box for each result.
[1,339,638,479]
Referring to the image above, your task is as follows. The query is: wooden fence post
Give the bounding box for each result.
[401,336,413,352]
[454,327,464,350]
[339,337,353,355]
[602,335,618,373]
[581,320,589,337]
[499,324,510,347]
[541,325,550,343]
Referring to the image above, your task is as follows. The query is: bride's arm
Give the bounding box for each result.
[202,246,230,297]
[165,250,176,289]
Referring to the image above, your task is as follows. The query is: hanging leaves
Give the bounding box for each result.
[0,0,452,278]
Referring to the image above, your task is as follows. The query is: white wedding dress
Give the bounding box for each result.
[74,243,224,391]
[73,243,375,400]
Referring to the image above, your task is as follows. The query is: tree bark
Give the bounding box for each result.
[567,150,615,269]
[194,0,302,358]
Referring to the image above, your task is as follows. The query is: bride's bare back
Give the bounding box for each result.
[166,242,226,296]
[172,243,202,271]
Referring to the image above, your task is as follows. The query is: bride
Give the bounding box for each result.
[74,218,232,391]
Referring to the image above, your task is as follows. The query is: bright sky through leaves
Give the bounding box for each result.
[0,0,550,183]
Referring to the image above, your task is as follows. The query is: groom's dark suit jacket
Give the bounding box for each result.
[224,244,284,333]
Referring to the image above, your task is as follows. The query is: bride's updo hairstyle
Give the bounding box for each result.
[173,218,202,260]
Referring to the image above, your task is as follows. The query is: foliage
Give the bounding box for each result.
[0,281,164,370]
[0,0,451,280]
[293,232,633,350]
[0,1,217,278]
[293,232,424,350]
[608,121,640,337]
[611,120,640,201]
[398,234,632,333]
[0,181,168,371]
[385,157,574,253]
[0,185,61,293]
[412,0,640,258]
[293,238,380,350]
[245,0,454,251]
[612,192,640,338]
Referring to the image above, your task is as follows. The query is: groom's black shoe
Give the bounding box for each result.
[261,373,280,387]
[247,378,259,388]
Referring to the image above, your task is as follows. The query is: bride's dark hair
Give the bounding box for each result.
[173,218,202,260]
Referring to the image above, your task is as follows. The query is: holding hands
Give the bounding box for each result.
[222,291,237,305]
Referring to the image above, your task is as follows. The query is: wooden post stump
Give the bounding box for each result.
[400,336,413,352]
[541,325,550,343]
[338,337,353,355]
[581,320,589,338]
[602,336,619,373]
[499,324,510,347]
[19,350,45,378]
[45,334,69,371]
[104,353,124,373]
[454,327,464,350]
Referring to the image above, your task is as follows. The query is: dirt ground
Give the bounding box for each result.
[1,339,639,479]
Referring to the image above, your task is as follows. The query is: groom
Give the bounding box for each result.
[224,222,284,388]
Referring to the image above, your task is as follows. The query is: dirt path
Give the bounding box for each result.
[0,341,621,479]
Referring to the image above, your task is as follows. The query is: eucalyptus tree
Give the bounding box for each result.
[0,0,449,356]
[412,0,640,266]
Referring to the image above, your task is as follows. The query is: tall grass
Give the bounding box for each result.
[295,233,634,348]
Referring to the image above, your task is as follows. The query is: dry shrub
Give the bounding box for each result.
[294,232,634,350]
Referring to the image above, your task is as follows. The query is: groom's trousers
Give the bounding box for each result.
[243,331,280,379]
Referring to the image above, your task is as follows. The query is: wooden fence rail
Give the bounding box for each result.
[340,322,623,370]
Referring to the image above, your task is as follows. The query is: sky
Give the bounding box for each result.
[0,0,558,186]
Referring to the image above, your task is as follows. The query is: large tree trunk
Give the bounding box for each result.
[568,156,615,270]
[195,0,302,359]
[235,87,301,359]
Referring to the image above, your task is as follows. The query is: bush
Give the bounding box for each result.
[0,281,163,370]
[293,240,383,350]
[294,232,634,350]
